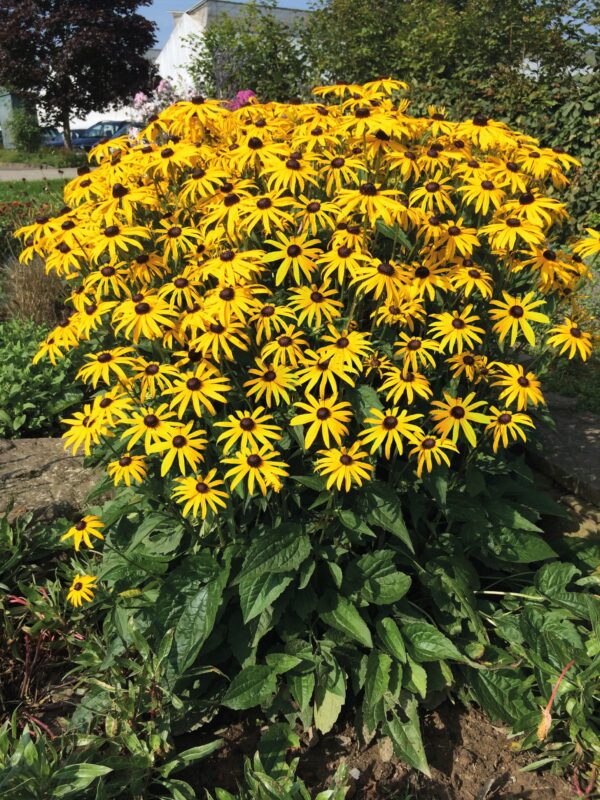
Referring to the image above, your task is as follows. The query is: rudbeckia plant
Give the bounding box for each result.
[15,81,599,774]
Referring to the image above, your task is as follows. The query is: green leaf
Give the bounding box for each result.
[289,671,315,712]
[535,562,599,619]
[160,741,224,777]
[383,700,430,776]
[487,529,557,563]
[404,656,427,699]
[222,665,277,710]
[355,551,411,605]
[352,384,383,419]
[376,617,407,663]
[403,621,464,663]
[320,592,373,648]
[240,524,311,579]
[363,650,392,732]
[314,660,346,734]
[239,571,293,623]
[258,723,300,780]
[363,481,413,552]
[51,764,113,797]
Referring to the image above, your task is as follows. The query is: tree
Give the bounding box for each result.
[0,0,157,148]
[187,1,307,102]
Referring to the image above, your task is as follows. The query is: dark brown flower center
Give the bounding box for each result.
[144,414,159,428]
[287,244,302,257]
[101,266,116,277]
[422,437,436,450]
[506,217,521,228]
[135,302,151,315]
[316,407,331,420]
[468,268,481,278]
[331,157,345,168]
[407,339,421,351]
[195,481,209,493]
[75,520,87,531]
[248,137,263,149]
[337,246,353,258]
[463,355,475,365]
[509,305,524,318]
[257,197,272,210]
[306,201,320,213]
[517,376,530,387]
[261,305,275,317]
[172,435,187,448]
[543,249,556,261]
[219,287,235,301]
[97,352,112,363]
[378,261,395,276]
[145,364,159,375]
[336,336,349,348]
[247,454,263,468]
[104,225,119,237]
[340,454,353,465]
[452,318,466,329]
[310,291,324,303]
[186,377,202,391]
[481,180,494,190]
[414,266,430,279]
[286,158,301,170]
[498,413,512,424]
[278,335,293,347]
[223,193,240,207]
[425,181,440,192]
[220,250,235,262]
[174,277,188,288]
[73,581,83,591]
[450,406,465,419]
[263,370,277,381]
[570,327,582,338]
[161,147,174,158]
[240,417,256,431]
[383,415,398,430]
[359,182,377,196]
[448,225,461,237]
[210,323,225,334]
[119,455,133,467]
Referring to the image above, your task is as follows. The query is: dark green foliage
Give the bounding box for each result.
[187,1,307,101]
[0,319,83,437]
[7,108,42,153]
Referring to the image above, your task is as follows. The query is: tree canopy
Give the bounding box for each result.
[0,0,157,147]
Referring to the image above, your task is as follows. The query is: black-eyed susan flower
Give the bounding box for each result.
[261,324,309,367]
[239,192,295,236]
[485,407,535,453]
[288,280,343,326]
[359,407,423,458]
[320,324,372,371]
[244,358,296,407]
[290,391,352,449]
[446,352,479,382]
[409,432,459,477]
[67,574,97,607]
[250,302,298,345]
[295,349,356,394]
[394,333,439,372]
[107,453,148,486]
[131,359,181,401]
[164,363,231,418]
[430,392,490,446]
[120,404,178,452]
[223,446,289,495]
[150,422,208,476]
[263,231,322,286]
[547,318,593,360]
[314,441,374,491]
[62,405,107,456]
[172,470,228,518]
[336,182,402,226]
[428,306,485,354]
[489,291,549,346]
[449,263,493,299]
[113,292,179,343]
[191,318,251,362]
[481,216,544,250]
[351,259,406,302]
[317,243,370,284]
[573,228,600,260]
[410,175,455,215]
[91,223,151,262]
[77,347,136,388]
[457,177,505,216]
[380,367,433,405]
[491,363,545,410]
[214,407,282,454]
[61,515,104,551]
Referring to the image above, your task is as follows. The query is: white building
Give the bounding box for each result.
[156,0,308,92]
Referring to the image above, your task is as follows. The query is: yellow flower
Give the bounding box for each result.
[172,470,228,518]
[489,291,549,346]
[547,318,593,361]
[408,432,459,477]
[359,407,423,458]
[261,324,308,367]
[430,392,490,447]
[223,446,289,495]
[485,407,535,453]
[314,441,374,491]
[67,574,97,608]
[149,422,208,476]
[380,367,433,405]
[107,453,148,486]
[214,407,282,454]
[491,363,545,411]
[244,358,296,408]
[428,305,485,354]
[287,280,343,327]
[164,363,231,417]
[263,231,322,285]
[573,228,600,260]
[61,515,105,551]
[291,391,353,449]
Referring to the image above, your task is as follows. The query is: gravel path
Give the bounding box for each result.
[0,166,78,181]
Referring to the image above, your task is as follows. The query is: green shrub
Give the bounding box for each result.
[0,318,83,437]
[8,107,42,152]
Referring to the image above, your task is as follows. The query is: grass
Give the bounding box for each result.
[0,147,84,168]
[0,178,68,205]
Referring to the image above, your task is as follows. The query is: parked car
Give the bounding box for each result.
[40,126,60,146]
[45,120,142,151]
[45,128,86,148]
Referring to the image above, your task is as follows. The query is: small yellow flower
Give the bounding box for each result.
[67,574,98,607]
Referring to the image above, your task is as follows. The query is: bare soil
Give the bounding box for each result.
[193,702,575,799]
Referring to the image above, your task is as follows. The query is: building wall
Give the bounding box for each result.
[0,91,29,149]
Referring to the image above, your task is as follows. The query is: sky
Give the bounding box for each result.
[146,0,312,48]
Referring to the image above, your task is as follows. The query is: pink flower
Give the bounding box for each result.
[229,89,257,110]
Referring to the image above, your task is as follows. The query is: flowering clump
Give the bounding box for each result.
[15,80,597,607]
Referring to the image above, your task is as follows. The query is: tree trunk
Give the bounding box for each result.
[62,109,72,150]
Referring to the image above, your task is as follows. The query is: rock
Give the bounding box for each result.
[0,438,101,523]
